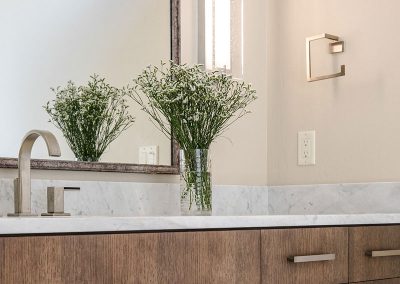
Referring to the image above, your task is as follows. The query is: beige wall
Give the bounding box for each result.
[182,0,268,186]
[213,0,267,186]
[267,0,400,185]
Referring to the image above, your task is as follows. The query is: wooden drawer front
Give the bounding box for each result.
[261,227,348,284]
[349,226,400,283]
[0,230,260,284]
[353,279,400,283]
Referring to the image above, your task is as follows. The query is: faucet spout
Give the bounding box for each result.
[8,130,61,216]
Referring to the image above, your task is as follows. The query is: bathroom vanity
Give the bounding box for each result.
[3,0,400,283]
[1,215,400,284]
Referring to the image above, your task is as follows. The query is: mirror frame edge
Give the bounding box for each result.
[0,0,181,175]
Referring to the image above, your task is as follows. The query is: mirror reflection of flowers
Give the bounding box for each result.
[44,75,134,162]
[129,62,256,214]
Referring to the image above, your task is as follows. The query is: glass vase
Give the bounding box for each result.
[180,149,212,216]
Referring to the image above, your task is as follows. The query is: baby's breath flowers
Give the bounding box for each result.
[44,75,134,162]
[129,62,256,214]
[129,62,256,151]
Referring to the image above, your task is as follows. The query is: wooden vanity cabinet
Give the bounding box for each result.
[0,237,4,282]
[259,226,400,284]
[0,230,260,284]
[261,227,348,284]
[2,225,400,283]
[354,279,400,284]
[349,226,400,283]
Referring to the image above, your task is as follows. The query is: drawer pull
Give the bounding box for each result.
[287,253,335,263]
[366,249,400,257]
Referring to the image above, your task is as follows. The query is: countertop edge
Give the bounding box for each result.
[1,214,400,235]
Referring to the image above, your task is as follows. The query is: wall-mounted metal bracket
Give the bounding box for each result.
[306,33,345,82]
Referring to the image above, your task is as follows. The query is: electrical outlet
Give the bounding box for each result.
[139,148,147,164]
[146,145,158,165]
[139,146,159,165]
[298,131,315,166]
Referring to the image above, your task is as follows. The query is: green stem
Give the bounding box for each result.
[181,149,212,212]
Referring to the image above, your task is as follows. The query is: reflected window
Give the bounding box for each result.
[202,0,243,77]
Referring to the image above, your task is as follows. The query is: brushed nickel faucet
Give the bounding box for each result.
[8,130,61,217]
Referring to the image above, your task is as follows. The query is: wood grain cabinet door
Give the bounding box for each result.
[349,225,400,282]
[261,227,348,284]
[0,237,4,283]
[0,230,260,284]
[352,279,400,283]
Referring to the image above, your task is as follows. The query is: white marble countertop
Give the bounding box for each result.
[1,214,400,235]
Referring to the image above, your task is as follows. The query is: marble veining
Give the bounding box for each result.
[3,177,400,220]
[0,179,268,217]
[268,182,400,215]
[1,214,400,235]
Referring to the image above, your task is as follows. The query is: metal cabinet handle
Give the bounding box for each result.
[366,250,400,257]
[287,253,335,263]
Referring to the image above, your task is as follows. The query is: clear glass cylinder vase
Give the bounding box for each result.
[180,149,212,216]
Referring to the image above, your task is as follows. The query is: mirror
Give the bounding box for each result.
[0,0,179,172]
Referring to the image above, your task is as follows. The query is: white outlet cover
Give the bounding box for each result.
[147,145,158,165]
[298,131,315,166]
[139,147,148,164]
[139,146,159,165]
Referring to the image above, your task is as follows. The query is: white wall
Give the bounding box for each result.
[0,0,171,165]
[267,0,400,185]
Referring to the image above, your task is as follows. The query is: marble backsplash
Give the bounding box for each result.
[268,182,400,215]
[0,179,268,216]
[1,178,400,216]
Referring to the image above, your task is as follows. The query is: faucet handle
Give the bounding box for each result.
[41,186,79,216]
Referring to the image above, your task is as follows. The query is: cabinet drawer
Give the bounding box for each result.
[349,226,400,282]
[261,227,348,284]
[0,231,261,284]
[352,279,400,283]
